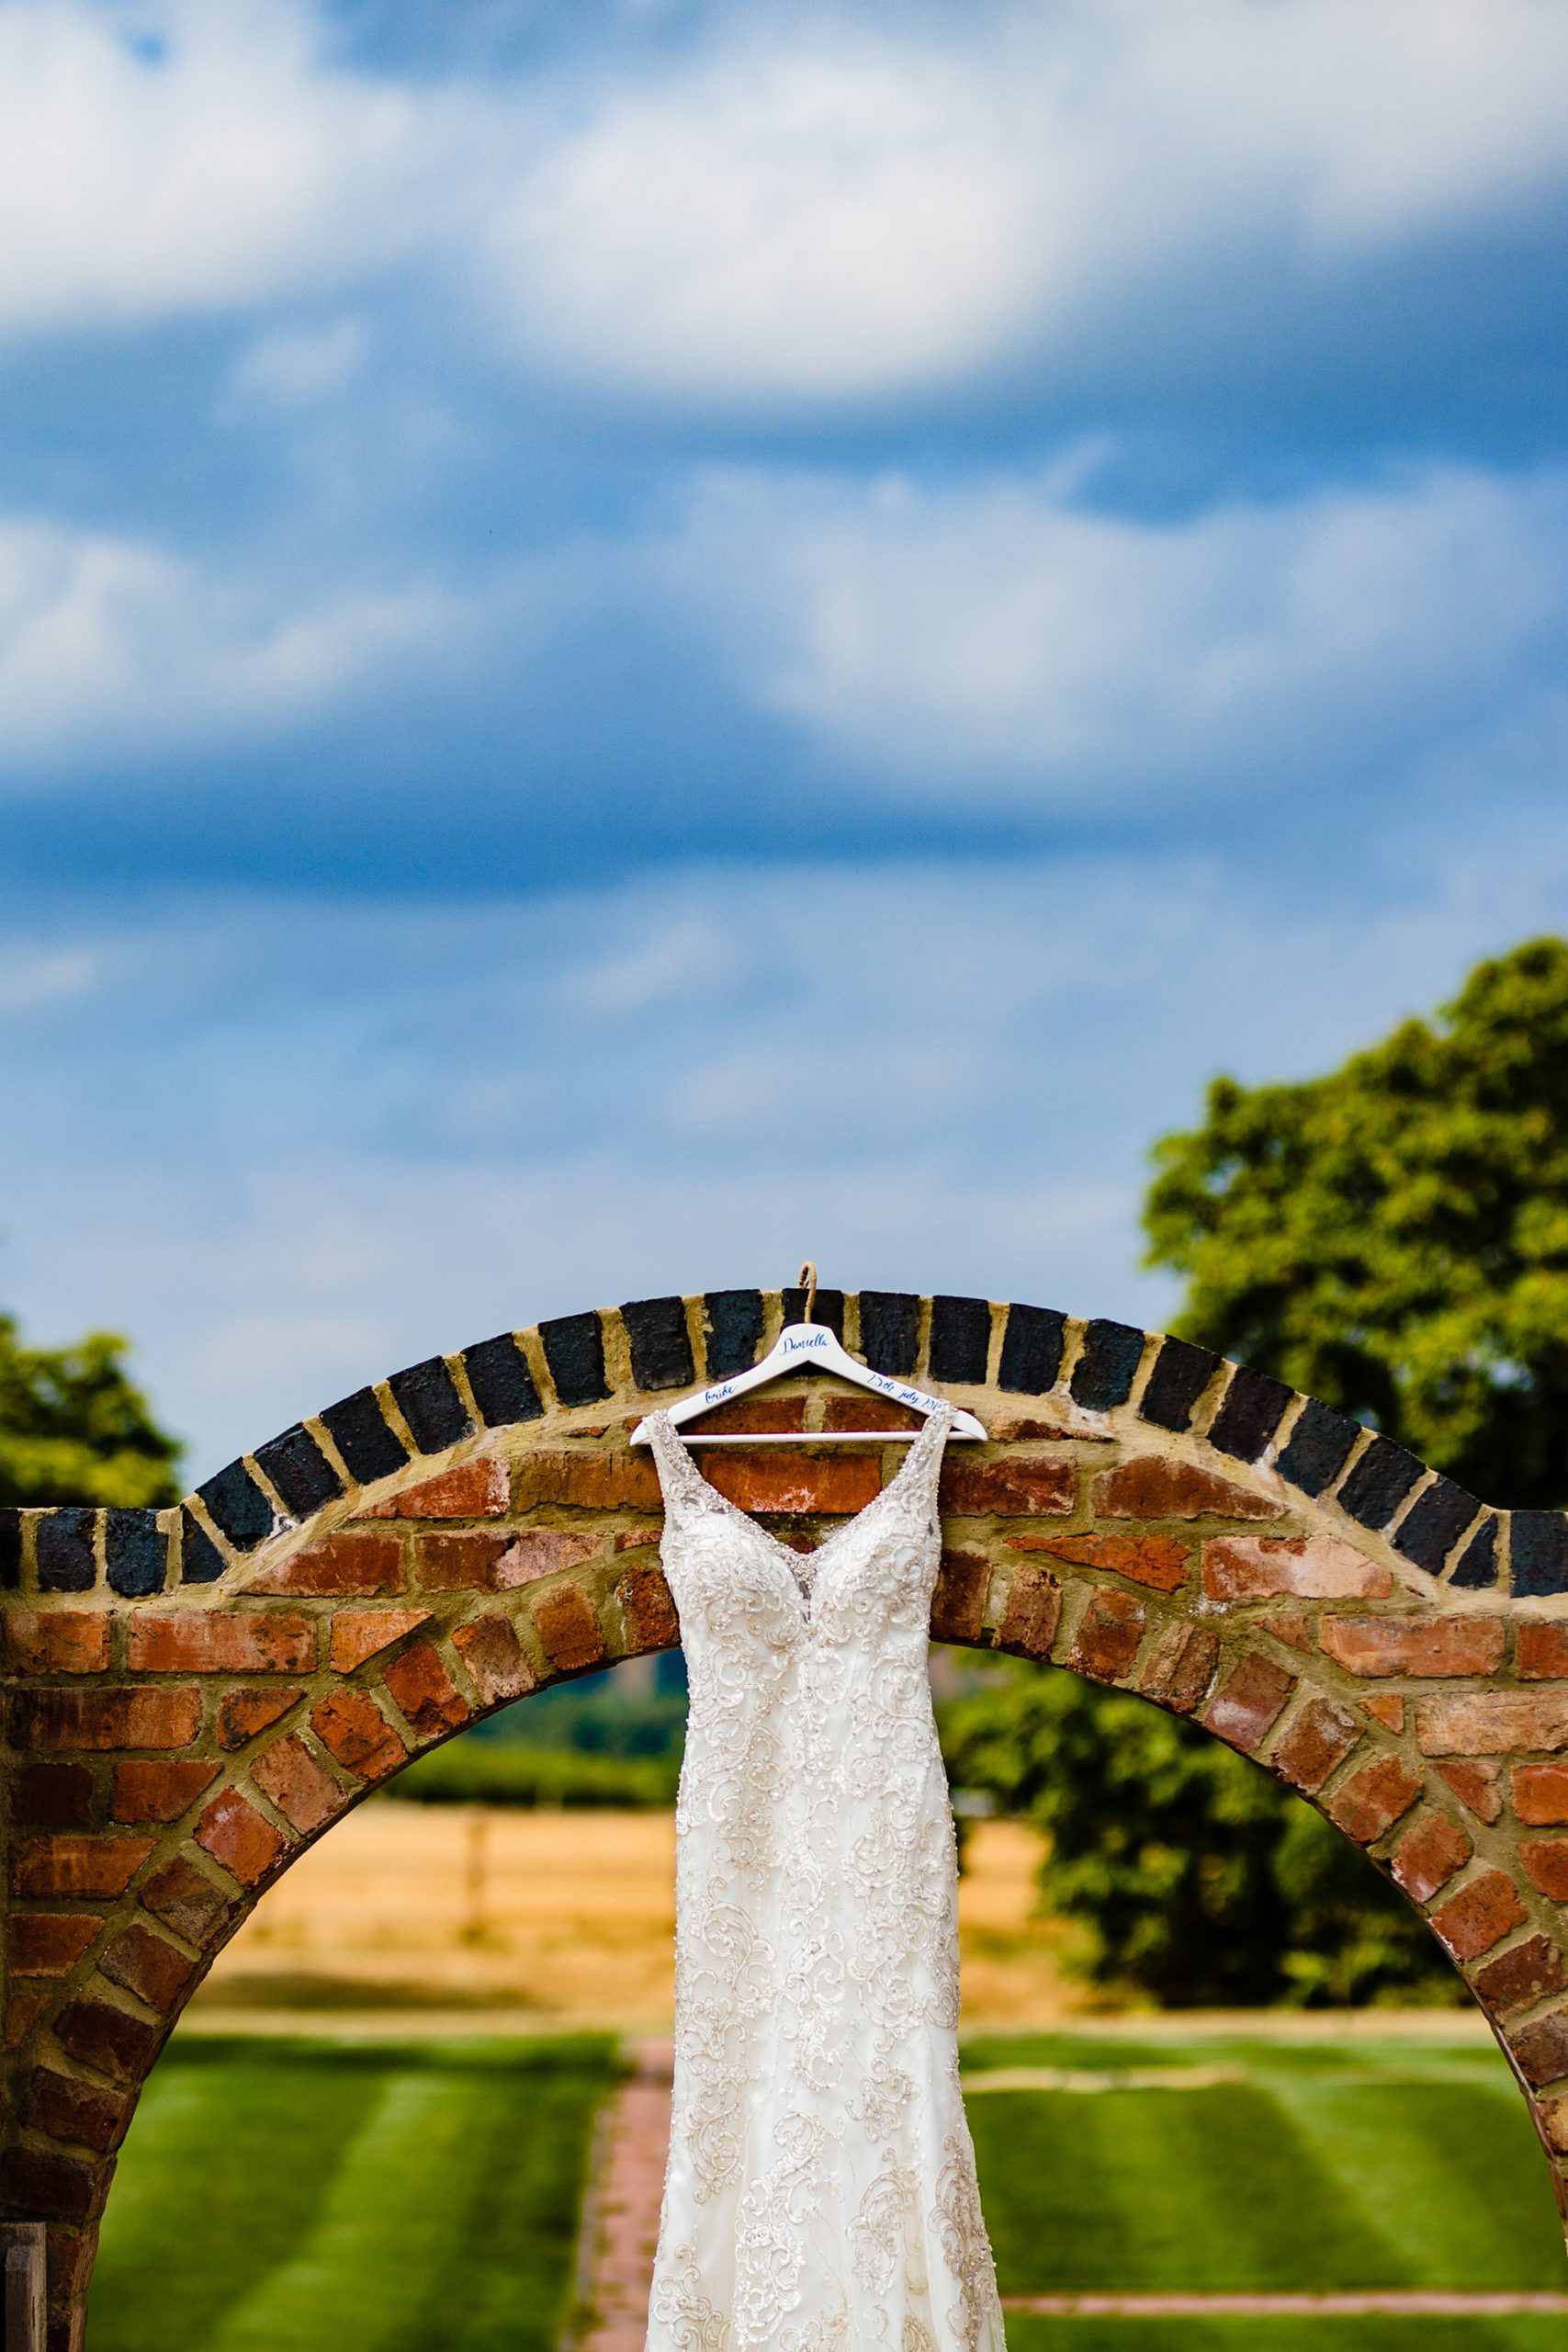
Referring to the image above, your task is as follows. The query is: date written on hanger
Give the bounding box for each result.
[630,1285,987,1447]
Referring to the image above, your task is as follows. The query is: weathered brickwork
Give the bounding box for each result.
[3,1285,1568,2346]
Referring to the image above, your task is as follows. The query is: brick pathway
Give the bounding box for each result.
[573,2040,672,2350]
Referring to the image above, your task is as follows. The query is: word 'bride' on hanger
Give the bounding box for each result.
[630,1262,987,1446]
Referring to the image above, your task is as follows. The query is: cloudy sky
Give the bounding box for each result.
[4,0,1567,1476]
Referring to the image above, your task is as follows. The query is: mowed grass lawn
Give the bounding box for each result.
[88,2035,617,2352]
[89,2029,1566,2352]
[964,2031,1568,2352]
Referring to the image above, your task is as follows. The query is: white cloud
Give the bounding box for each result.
[654,460,1568,799]
[0,513,468,764]
[227,315,368,408]
[0,946,99,1016]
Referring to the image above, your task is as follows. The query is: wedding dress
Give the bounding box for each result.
[643,1402,1007,2352]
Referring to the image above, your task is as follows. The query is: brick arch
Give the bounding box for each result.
[6,1284,1568,2348]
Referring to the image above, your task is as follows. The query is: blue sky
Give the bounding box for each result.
[4,0,1568,1476]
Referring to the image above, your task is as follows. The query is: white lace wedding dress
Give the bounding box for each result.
[644,1403,1007,2352]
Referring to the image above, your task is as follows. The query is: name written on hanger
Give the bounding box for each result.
[694,1328,946,1421]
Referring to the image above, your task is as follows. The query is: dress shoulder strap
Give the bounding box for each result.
[644,1409,712,1512]
[901,1396,956,1516]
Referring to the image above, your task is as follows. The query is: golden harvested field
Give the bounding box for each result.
[193,1805,1092,2030]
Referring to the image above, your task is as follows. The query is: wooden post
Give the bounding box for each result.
[3,2222,45,2352]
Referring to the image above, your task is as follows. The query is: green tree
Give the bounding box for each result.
[0,1315,182,1507]
[1144,933,1568,1508]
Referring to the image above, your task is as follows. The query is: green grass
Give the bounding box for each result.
[964,2031,1567,2351]
[88,2035,618,2352]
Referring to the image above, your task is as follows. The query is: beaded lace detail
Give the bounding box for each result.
[644,1403,1006,2352]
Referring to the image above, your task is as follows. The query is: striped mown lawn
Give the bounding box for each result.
[88,2034,618,2352]
[964,2032,1568,2352]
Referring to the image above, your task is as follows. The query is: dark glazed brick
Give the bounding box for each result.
[1337,1435,1422,1531]
[858,1291,920,1377]
[703,1291,764,1380]
[782,1286,844,1336]
[36,1509,96,1592]
[321,1386,410,1485]
[254,1424,344,1518]
[462,1333,543,1427]
[1139,1338,1220,1432]
[178,1507,227,1585]
[929,1295,991,1385]
[539,1311,611,1406]
[1393,1477,1481,1575]
[621,1296,695,1392]
[0,1510,19,1589]
[1070,1319,1146,1411]
[196,1459,274,1552]
[1512,1511,1568,1599]
[389,1358,472,1453]
[998,1304,1066,1395]
[1209,1368,1292,1463]
[106,1511,165,1599]
[1449,1516,1501,1590]
[1274,1397,1362,1496]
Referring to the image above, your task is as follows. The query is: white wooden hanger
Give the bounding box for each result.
[630,1265,987,1445]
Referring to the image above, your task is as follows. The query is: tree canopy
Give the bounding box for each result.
[0,1315,182,1508]
[1144,934,1568,1507]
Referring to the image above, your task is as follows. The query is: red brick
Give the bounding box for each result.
[529,1586,607,1675]
[251,1736,344,1836]
[1326,1756,1422,1844]
[1319,1614,1505,1679]
[1267,1611,1314,1654]
[0,2147,110,2229]
[127,1613,314,1673]
[1473,1934,1565,2020]
[1203,1654,1295,1754]
[940,1455,1075,1518]
[383,1643,472,1739]
[1508,2006,1568,2090]
[1363,1694,1404,1731]
[5,1612,112,1674]
[196,1790,287,1887]
[1516,1763,1568,1826]
[1436,1757,1505,1822]
[706,1450,883,1516]
[417,1528,599,1592]
[1429,1868,1529,1962]
[141,1857,234,1948]
[614,1528,660,1554]
[1017,1532,1190,1593]
[5,1986,51,2048]
[996,1565,1063,1661]
[360,1456,509,1518]
[1518,1623,1568,1680]
[1201,1535,1390,1601]
[216,1688,301,1751]
[1272,1695,1361,1793]
[20,2070,133,2155]
[1093,1456,1281,1522]
[310,1690,408,1783]
[12,1762,95,1826]
[1067,1589,1146,1683]
[1543,2093,1568,2155]
[823,1394,924,1431]
[931,1549,990,1644]
[12,1838,152,1899]
[12,1688,201,1752]
[98,1924,198,2012]
[514,1451,662,1512]
[1520,1838,1568,1899]
[1389,1812,1472,1904]
[249,1532,401,1597]
[10,1916,103,1974]
[1416,1692,1568,1755]
[53,1996,164,2082]
[685,1396,806,1435]
[616,1564,679,1654]
[329,1607,432,1671]
[110,1761,219,1825]
[452,1613,536,1706]
[1139,1621,1220,1715]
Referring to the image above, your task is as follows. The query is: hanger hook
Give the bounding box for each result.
[797,1261,818,1324]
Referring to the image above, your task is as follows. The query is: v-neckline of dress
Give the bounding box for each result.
[658,1401,954,1629]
